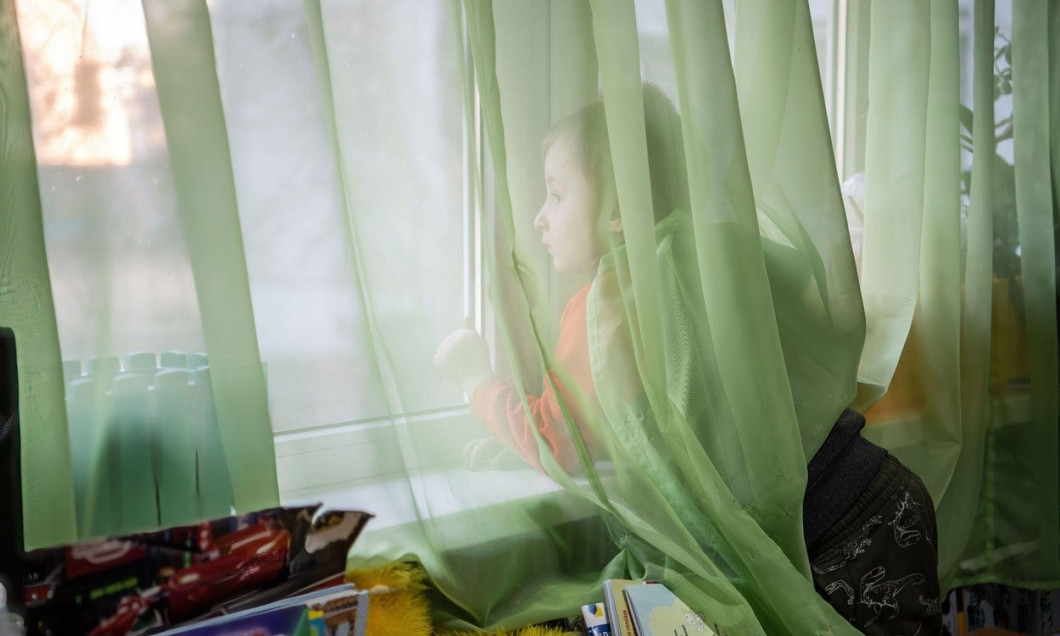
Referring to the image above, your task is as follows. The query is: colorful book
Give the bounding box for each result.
[303,588,368,636]
[581,602,611,636]
[157,585,366,636]
[603,579,639,636]
[152,603,308,636]
[623,583,719,636]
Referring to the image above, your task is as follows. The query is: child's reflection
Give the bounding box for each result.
[434,85,686,474]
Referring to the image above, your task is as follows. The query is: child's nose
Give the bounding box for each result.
[533,205,547,231]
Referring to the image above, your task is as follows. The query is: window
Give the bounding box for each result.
[18,0,483,513]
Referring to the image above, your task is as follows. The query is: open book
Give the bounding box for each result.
[623,582,720,636]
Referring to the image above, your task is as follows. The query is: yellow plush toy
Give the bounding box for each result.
[346,563,578,636]
[346,562,433,636]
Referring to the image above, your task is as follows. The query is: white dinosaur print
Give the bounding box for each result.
[918,594,942,616]
[812,515,883,574]
[824,580,855,606]
[889,491,924,548]
[860,566,927,627]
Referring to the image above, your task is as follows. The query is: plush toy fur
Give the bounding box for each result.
[346,562,433,636]
[346,562,578,636]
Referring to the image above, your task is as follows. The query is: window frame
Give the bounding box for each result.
[274,5,493,506]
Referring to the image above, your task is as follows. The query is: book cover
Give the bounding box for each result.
[156,585,364,636]
[623,583,719,636]
[304,588,368,636]
[581,602,611,636]
[603,579,639,636]
[152,604,308,636]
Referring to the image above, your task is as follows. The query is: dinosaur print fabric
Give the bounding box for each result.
[809,454,942,635]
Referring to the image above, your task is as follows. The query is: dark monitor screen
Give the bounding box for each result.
[0,327,24,603]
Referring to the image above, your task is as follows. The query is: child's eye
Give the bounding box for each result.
[549,192,562,203]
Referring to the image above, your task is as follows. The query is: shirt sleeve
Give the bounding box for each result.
[469,284,597,473]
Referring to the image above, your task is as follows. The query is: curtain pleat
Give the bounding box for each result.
[663,0,809,574]
[141,0,278,517]
[855,1,931,410]
[936,0,996,586]
[463,1,543,401]
[1010,0,1059,576]
[0,0,79,550]
[909,0,963,505]
[732,0,865,462]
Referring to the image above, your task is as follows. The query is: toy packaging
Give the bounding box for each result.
[17,505,371,636]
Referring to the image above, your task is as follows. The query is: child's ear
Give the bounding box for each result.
[607,198,623,233]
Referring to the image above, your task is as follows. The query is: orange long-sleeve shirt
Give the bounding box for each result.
[470,283,602,473]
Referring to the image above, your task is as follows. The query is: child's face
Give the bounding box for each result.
[533,135,603,274]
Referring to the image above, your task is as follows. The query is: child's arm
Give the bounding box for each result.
[468,371,583,472]
[434,285,598,473]
[434,329,587,472]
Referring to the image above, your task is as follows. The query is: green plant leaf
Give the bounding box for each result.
[996,123,1013,142]
[960,104,975,134]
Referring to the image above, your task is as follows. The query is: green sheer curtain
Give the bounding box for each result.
[2,0,277,546]
[422,0,861,631]
[0,0,78,550]
[2,0,1058,633]
[853,0,1060,591]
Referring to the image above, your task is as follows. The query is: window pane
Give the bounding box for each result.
[209,0,468,429]
[18,0,205,363]
[24,0,470,434]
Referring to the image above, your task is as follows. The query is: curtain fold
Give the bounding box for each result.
[663,0,809,575]
[7,0,279,544]
[1009,0,1059,578]
[140,0,277,520]
[862,0,1060,591]
[855,0,931,411]
[933,0,997,587]
[858,0,967,548]
[0,0,79,550]
[732,0,865,461]
[909,0,963,507]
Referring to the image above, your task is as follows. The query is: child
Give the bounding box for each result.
[435,83,943,634]
[433,84,688,474]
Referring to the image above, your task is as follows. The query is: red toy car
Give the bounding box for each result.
[167,522,291,620]
[88,522,292,635]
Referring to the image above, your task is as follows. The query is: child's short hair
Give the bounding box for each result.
[542,84,689,224]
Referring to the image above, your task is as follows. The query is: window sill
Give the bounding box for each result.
[274,407,600,549]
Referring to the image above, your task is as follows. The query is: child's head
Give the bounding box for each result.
[534,132,607,274]
[534,84,689,273]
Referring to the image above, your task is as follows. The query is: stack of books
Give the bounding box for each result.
[582,579,726,636]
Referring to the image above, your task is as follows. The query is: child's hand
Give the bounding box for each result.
[463,436,503,471]
[463,436,524,471]
[434,318,494,395]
